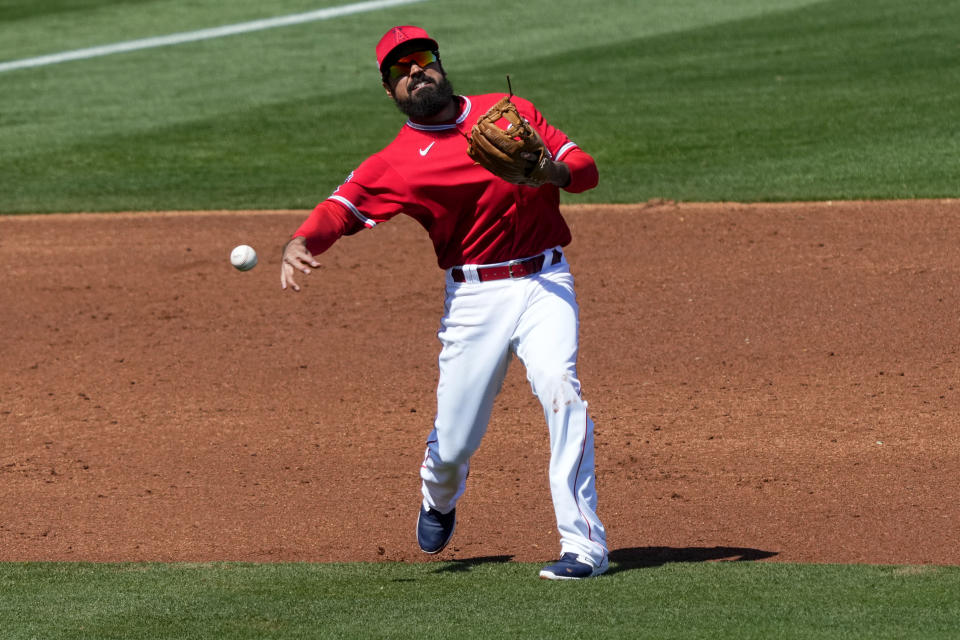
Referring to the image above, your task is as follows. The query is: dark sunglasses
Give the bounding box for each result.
[387,50,438,81]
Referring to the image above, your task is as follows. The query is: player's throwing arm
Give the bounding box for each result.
[280,236,320,292]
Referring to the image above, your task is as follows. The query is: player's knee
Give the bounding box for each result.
[437,444,473,466]
[530,369,583,411]
[435,435,478,466]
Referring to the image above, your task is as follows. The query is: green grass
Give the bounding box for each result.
[1,0,957,212]
[2,561,959,639]
[2,2,958,637]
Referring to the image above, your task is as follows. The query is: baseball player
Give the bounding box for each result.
[281,25,608,579]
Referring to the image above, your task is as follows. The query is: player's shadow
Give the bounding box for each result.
[424,547,776,576]
[431,555,514,574]
[607,546,778,575]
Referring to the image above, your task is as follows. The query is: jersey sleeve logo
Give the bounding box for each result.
[333,170,355,194]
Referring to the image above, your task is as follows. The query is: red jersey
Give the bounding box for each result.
[294,93,598,269]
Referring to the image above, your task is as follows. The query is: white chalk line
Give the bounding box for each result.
[0,0,427,73]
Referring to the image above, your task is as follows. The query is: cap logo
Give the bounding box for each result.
[393,27,408,44]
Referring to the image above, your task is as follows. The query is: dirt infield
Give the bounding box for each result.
[2,200,958,565]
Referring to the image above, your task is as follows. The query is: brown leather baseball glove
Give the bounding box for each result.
[466,97,551,187]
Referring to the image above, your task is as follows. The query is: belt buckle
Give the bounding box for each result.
[507,259,523,278]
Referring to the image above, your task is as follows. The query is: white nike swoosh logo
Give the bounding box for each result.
[419,141,436,156]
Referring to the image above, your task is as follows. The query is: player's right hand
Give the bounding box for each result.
[280,236,320,292]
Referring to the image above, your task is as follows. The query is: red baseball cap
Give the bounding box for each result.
[376,25,439,75]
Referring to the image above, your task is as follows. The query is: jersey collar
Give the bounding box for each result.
[405,96,472,131]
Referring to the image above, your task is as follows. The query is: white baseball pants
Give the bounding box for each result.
[419,248,608,567]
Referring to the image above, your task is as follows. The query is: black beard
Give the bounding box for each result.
[394,73,455,119]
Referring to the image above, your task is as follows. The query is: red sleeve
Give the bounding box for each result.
[562,148,599,193]
[292,200,362,256]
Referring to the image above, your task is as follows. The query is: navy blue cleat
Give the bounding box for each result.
[417,506,456,554]
[539,552,609,580]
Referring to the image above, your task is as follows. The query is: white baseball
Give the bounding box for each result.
[230,244,258,271]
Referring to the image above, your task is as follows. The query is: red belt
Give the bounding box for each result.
[451,249,562,283]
